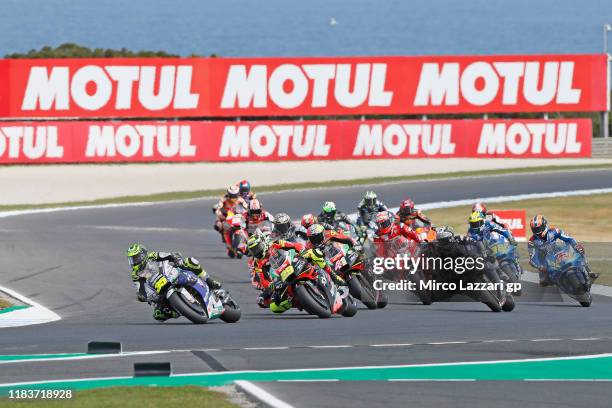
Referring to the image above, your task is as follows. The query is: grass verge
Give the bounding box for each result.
[1,163,612,212]
[0,386,238,408]
[425,193,612,286]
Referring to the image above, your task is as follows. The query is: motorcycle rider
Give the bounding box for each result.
[396,198,432,229]
[127,243,222,321]
[243,198,274,235]
[214,185,247,240]
[357,191,388,227]
[527,215,596,286]
[472,202,509,230]
[467,211,517,246]
[318,201,357,232]
[271,213,300,242]
[239,180,256,203]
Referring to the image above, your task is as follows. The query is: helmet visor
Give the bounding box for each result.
[309,232,325,247]
[378,217,392,231]
[364,197,376,208]
[531,224,547,236]
[128,252,147,269]
[249,208,262,216]
[469,219,484,230]
[275,222,290,235]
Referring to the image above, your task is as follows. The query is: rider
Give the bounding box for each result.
[527,215,596,286]
[127,243,222,321]
[318,201,357,231]
[357,191,388,227]
[373,211,421,257]
[472,202,509,230]
[271,213,300,242]
[467,211,517,246]
[246,234,306,313]
[243,198,274,235]
[238,180,256,203]
[396,198,432,229]
[214,185,247,239]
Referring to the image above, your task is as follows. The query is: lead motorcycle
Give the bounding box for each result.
[268,247,358,318]
[529,240,592,307]
[150,261,241,324]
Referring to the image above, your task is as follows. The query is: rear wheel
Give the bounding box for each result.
[295,283,332,318]
[355,274,378,309]
[168,291,208,324]
[376,293,389,308]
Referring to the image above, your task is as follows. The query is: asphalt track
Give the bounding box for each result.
[2,168,612,407]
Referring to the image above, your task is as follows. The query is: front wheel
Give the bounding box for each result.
[168,291,209,324]
[355,274,378,309]
[502,293,515,312]
[480,290,502,312]
[341,296,358,317]
[220,298,241,323]
[295,283,332,318]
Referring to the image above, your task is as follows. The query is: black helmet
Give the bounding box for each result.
[307,224,326,247]
[273,213,292,235]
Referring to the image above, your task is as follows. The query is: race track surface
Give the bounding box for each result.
[2,168,612,407]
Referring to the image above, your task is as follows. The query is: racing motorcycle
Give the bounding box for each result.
[323,241,388,309]
[485,230,522,295]
[268,247,358,318]
[529,240,592,307]
[224,212,248,258]
[151,261,241,324]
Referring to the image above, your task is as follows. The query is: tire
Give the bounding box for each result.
[376,293,389,308]
[168,291,209,324]
[579,293,592,307]
[480,290,502,312]
[502,293,515,312]
[220,299,241,323]
[341,296,358,317]
[355,274,378,309]
[501,262,521,296]
[295,283,332,318]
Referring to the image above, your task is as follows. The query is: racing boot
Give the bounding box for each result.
[153,307,179,322]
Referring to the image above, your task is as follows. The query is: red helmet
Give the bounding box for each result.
[472,202,487,214]
[399,198,415,218]
[248,198,262,216]
[376,212,394,235]
[301,213,317,229]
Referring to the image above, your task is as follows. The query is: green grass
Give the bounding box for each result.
[425,193,612,286]
[0,386,238,408]
[0,299,12,310]
[2,163,611,212]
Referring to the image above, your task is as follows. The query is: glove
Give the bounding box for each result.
[575,243,585,255]
[509,236,518,246]
[206,277,222,290]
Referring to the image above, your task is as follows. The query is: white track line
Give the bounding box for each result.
[234,381,295,408]
[0,285,60,328]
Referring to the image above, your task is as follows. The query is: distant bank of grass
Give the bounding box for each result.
[1,163,611,212]
[0,386,238,408]
[425,192,612,286]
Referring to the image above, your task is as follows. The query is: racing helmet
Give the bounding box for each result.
[239,180,251,196]
[321,201,337,223]
[398,198,415,218]
[468,211,485,231]
[248,198,262,216]
[435,226,456,242]
[301,213,317,229]
[247,234,268,259]
[363,191,377,209]
[307,224,326,247]
[530,214,548,237]
[375,211,393,235]
[273,213,292,235]
[127,243,148,273]
[472,202,487,214]
[227,184,239,200]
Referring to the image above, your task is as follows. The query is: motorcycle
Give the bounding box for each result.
[224,212,248,258]
[485,230,522,295]
[268,248,358,318]
[151,261,241,324]
[529,240,592,307]
[323,241,388,309]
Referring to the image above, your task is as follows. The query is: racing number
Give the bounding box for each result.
[153,276,169,293]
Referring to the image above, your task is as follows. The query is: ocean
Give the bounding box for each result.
[1,0,611,58]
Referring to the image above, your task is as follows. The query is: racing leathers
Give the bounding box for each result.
[467,220,517,246]
[373,222,421,257]
[243,209,274,235]
[357,199,388,227]
[397,209,432,230]
[318,210,357,233]
[132,252,221,321]
[528,228,591,285]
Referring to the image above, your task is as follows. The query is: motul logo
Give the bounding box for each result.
[85,125,196,157]
[414,61,581,107]
[353,124,455,156]
[219,125,330,157]
[477,122,582,155]
[21,66,199,111]
[498,217,524,230]
[220,63,393,109]
[0,126,63,159]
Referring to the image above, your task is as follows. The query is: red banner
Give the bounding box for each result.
[490,210,528,240]
[0,54,607,118]
[0,119,591,164]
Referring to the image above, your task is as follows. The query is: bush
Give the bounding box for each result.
[5,43,192,58]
